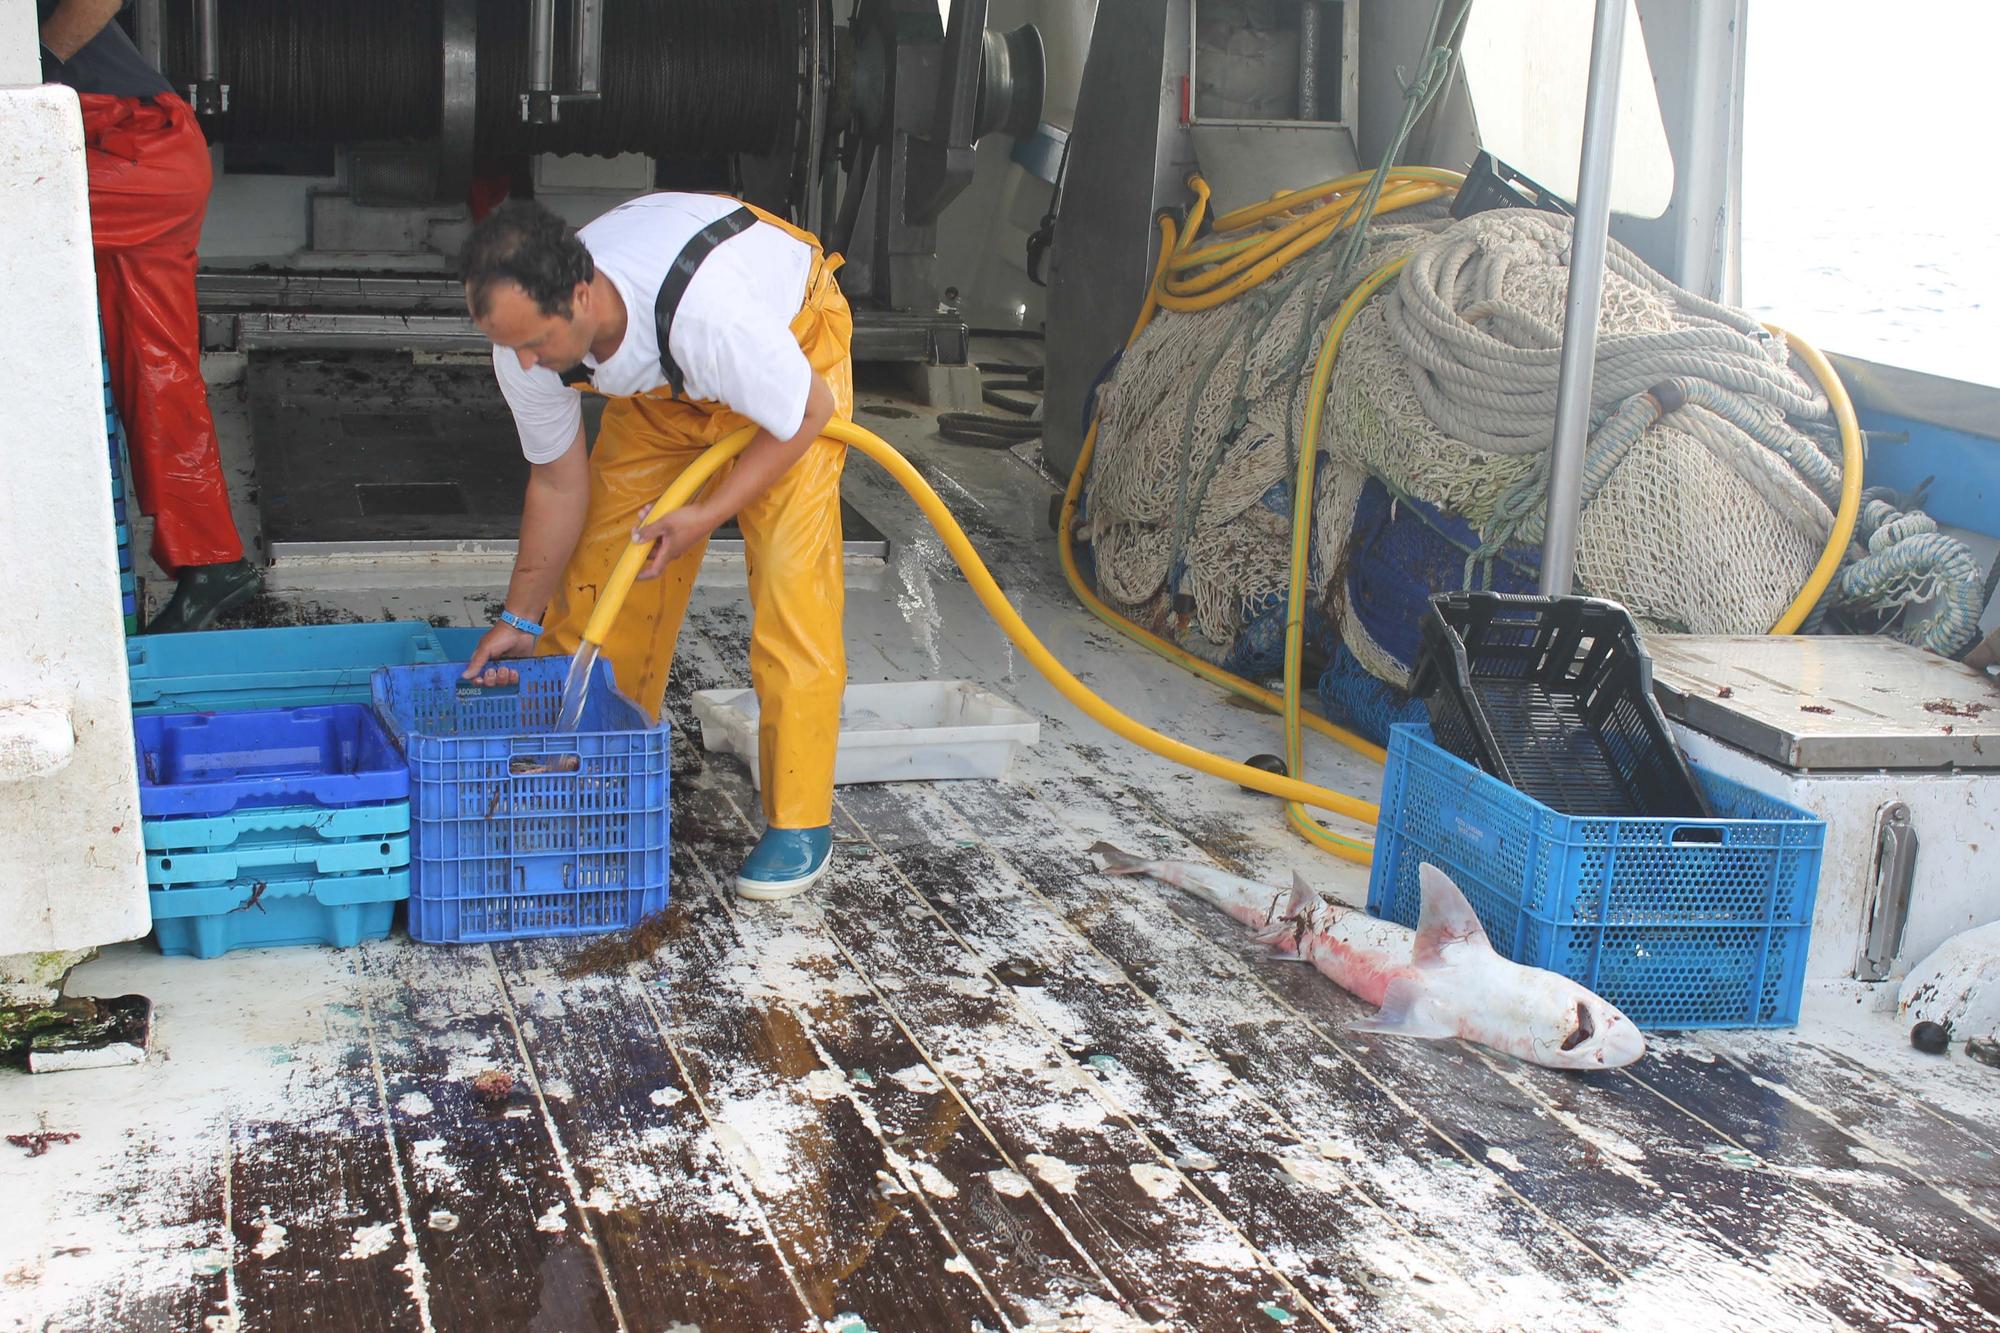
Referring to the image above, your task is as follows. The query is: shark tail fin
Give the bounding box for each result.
[1088,842,1148,876]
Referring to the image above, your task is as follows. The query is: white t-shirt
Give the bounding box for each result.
[492,193,815,464]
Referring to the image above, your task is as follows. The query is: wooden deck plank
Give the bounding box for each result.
[484,933,816,1333]
[927,774,1629,1316]
[1460,1037,2000,1331]
[1697,1034,2000,1222]
[1621,1042,2000,1320]
[22,1137,230,1333]
[803,800,1342,1331]
[225,988,425,1332]
[832,780,1467,1332]
[365,942,623,1333]
[668,780,1135,1330]
[551,839,1004,1330]
[971,763,1890,1331]
[619,661,1312,1333]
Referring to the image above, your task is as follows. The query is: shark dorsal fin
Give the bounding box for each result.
[1413,864,1491,967]
[1286,872,1319,920]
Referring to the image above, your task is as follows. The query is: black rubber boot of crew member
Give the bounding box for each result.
[142,559,264,634]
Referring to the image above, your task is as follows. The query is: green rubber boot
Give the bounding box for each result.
[142,559,264,634]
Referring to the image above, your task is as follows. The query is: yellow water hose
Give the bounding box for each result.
[577,418,1382,834]
[1763,324,1864,635]
[1280,256,1410,852]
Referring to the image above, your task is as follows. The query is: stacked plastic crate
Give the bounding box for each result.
[101,342,138,634]
[133,705,415,958]
[1370,592,1827,1029]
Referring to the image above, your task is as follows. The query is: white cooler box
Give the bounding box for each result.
[692,681,1040,787]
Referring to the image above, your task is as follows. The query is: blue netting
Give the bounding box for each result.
[1316,643,1426,746]
[1345,478,1540,673]
[1224,592,1336,678]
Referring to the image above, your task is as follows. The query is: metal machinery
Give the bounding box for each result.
[137,0,1044,370]
[1041,0,1371,481]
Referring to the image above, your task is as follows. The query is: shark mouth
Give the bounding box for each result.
[1560,1000,1596,1052]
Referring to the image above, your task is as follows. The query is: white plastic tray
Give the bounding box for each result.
[691,681,1040,788]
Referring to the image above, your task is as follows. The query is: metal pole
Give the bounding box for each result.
[1298,0,1322,121]
[1538,0,1626,596]
[190,0,226,114]
[569,0,604,98]
[132,0,163,70]
[196,0,218,83]
[524,0,556,123]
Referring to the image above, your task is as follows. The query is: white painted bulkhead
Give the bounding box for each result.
[0,0,149,953]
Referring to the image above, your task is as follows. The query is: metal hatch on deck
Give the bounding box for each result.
[246,350,891,564]
[1649,635,2000,771]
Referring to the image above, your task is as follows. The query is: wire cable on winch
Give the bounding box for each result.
[169,0,799,159]
[166,0,441,143]
[475,0,796,158]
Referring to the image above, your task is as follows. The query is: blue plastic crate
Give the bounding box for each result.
[134,704,409,817]
[150,868,409,958]
[1367,724,1825,1030]
[128,622,487,714]
[372,656,669,944]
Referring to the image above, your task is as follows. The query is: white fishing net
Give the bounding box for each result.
[1082,208,1841,679]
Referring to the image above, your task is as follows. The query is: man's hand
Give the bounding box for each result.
[633,505,721,580]
[625,372,839,583]
[462,622,538,681]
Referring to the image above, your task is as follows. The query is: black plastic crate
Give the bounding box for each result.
[1448,150,1576,221]
[1408,592,1711,819]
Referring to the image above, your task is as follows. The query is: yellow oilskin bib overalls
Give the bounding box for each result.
[538,203,853,832]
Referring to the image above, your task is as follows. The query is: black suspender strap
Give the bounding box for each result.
[653,205,759,399]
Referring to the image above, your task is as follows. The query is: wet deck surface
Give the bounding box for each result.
[7,356,2000,1332]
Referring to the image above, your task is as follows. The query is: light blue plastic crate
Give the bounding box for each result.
[145,801,409,851]
[150,868,410,958]
[372,656,669,944]
[1367,724,1825,1030]
[145,803,410,886]
[128,622,487,714]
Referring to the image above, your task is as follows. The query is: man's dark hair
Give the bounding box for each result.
[460,200,595,320]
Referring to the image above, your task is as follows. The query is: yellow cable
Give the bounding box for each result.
[1281,256,1410,855]
[1211,166,1467,232]
[1160,183,1451,310]
[1764,324,1863,634]
[1167,172,1449,273]
[578,419,1382,838]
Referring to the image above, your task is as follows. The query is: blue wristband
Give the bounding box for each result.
[498,609,544,637]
